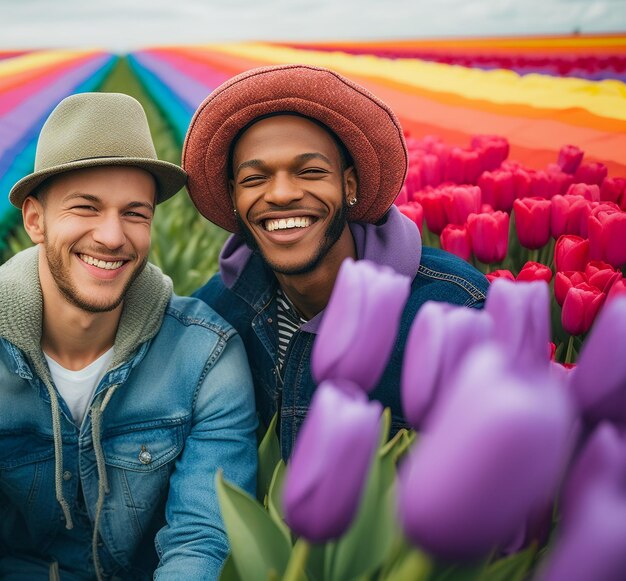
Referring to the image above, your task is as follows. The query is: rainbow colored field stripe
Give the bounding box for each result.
[0,36,624,243]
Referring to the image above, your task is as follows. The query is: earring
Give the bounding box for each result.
[348,197,358,207]
[233,207,238,215]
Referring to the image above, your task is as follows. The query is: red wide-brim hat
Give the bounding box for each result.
[183,64,408,233]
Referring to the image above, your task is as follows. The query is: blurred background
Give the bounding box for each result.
[1,0,624,294]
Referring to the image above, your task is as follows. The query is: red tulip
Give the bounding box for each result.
[445,147,482,184]
[419,153,443,187]
[517,261,553,284]
[561,283,606,336]
[554,271,587,307]
[547,165,575,196]
[566,183,601,202]
[554,235,589,272]
[512,167,532,199]
[600,177,625,205]
[513,197,552,249]
[551,195,592,238]
[417,189,449,235]
[486,269,515,283]
[530,170,552,198]
[588,205,626,268]
[574,162,608,186]
[585,261,623,294]
[467,211,509,263]
[397,202,424,233]
[471,134,509,171]
[440,224,472,262]
[478,169,515,212]
[443,185,481,225]
[557,145,584,174]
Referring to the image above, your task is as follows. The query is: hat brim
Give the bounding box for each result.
[9,156,187,208]
[183,64,408,233]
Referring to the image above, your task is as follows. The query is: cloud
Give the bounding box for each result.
[0,0,623,50]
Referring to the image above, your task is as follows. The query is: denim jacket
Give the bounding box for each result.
[0,247,257,580]
[194,207,489,459]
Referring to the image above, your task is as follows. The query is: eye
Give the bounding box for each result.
[125,210,152,220]
[299,167,329,177]
[239,174,266,185]
[71,205,98,212]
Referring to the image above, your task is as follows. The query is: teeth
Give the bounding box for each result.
[265,216,312,232]
[79,254,124,270]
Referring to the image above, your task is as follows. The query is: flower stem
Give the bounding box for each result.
[283,538,310,581]
[565,335,576,365]
[528,248,539,264]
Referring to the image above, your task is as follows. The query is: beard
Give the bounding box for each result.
[43,233,146,313]
[236,195,349,276]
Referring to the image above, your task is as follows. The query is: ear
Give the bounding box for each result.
[343,166,357,202]
[22,196,46,244]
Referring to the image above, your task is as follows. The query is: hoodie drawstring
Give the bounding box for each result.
[43,382,74,530]
[90,385,119,581]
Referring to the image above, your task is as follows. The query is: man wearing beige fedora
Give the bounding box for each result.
[183,64,489,459]
[0,92,257,579]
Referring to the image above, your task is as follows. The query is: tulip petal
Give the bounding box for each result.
[283,381,382,542]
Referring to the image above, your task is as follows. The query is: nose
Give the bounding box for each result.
[92,212,127,250]
[264,172,303,206]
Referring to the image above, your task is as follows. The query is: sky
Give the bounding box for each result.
[0,0,624,51]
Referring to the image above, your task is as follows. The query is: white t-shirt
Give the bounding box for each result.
[44,348,114,425]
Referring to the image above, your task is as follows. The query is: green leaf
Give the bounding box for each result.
[218,553,242,581]
[326,408,398,581]
[257,413,282,504]
[216,470,292,581]
[480,546,537,581]
[380,544,432,581]
[268,459,292,544]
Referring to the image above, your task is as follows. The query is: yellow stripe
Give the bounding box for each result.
[203,42,626,122]
[0,49,100,79]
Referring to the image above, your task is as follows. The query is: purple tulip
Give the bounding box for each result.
[398,345,574,560]
[485,278,552,373]
[569,296,626,426]
[283,380,382,542]
[312,258,411,392]
[401,301,494,428]
[537,424,626,581]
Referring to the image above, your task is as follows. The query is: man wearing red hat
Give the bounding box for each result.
[184,64,489,459]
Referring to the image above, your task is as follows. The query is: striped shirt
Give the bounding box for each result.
[276,288,308,372]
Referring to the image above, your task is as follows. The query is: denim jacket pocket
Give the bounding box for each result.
[102,421,186,507]
[96,421,187,566]
[0,432,59,546]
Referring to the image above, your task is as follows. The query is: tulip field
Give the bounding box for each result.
[1,35,626,580]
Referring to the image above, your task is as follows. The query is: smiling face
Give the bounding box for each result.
[230,115,357,276]
[23,166,156,313]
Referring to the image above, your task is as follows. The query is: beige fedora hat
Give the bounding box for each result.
[9,92,187,208]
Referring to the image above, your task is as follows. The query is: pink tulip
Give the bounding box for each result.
[513,197,552,249]
[443,185,481,225]
[554,235,589,273]
[557,145,584,174]
[574,162,608,186]
[467,211,509,263]
[554,271,587,307]
[588,204,626,268]
[561,283,606,336]
[566,183,601,202]
[517,261,553,284]
[440,224,472,262]
[486,269,515,283]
